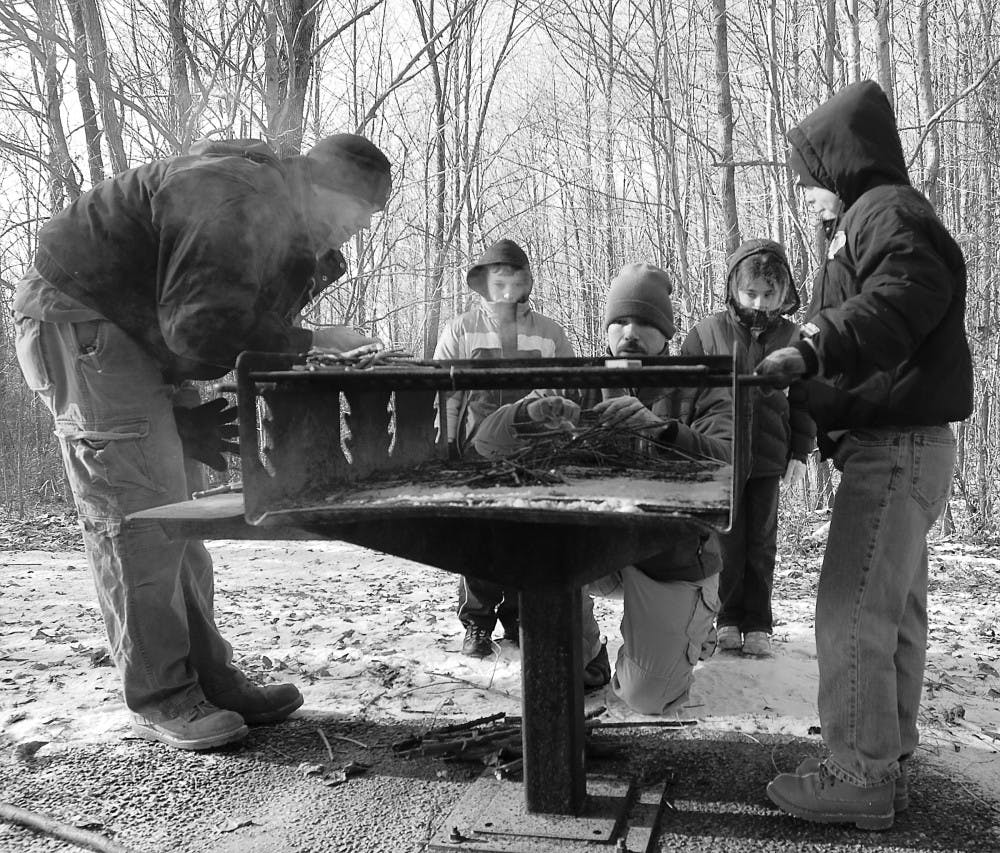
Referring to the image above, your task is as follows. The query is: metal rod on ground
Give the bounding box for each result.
[0,802,137,853]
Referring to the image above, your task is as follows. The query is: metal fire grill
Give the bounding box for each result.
[133,352,765,843]
[235,352,740,532]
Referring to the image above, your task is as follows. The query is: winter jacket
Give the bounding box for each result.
[787,81,973,448]
[433,300,575,449]
[683,239,815,478]
[472,378,732,584]
[22,140,320,380]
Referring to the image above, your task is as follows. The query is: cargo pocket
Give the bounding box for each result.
[58,420,163,502]
[14,316,53,393]
[686,580,722,665]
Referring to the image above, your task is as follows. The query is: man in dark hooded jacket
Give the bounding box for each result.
[683,239,816,657]
[757,81,972,829]
[13,134,392,750]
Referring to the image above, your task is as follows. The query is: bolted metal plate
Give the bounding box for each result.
[429,773,667,852]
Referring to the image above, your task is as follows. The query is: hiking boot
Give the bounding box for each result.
[462,625,495,658]
[717,625,743,651]
[797,756,909,811]
[742,631,772,657]
[208,681,304,725]
[583,643,611,691]
[131,701,248,751]
[767,762,895,830]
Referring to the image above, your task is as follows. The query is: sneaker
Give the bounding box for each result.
[583,643,611,691]
[717,625,743,651]
[742,631,772,656]
[462,625,495,658]
[766,762,894,830]
[797,756,908,812]
[131,701,248,751]
[207,681,303,725]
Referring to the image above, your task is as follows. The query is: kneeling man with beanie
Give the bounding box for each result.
[472,263,732,714]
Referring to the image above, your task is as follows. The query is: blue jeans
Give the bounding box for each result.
[14,312,243,720]
[818,426,955,786]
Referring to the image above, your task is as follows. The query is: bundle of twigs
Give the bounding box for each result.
[301,345,432,370]
[391,709,617,780]
[456,413,718,488]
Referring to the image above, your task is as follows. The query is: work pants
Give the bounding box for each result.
[14,312,242,721]
[582,567,719,715]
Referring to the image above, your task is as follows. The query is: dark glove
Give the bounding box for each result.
[173,398,240,471]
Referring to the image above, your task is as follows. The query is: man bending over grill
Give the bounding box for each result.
[12,134,391,750]
[472,263,732,714]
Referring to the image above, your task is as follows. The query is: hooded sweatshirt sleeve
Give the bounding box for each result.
[151,157,314,367]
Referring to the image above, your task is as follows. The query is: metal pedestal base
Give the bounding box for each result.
[429,773,666,852]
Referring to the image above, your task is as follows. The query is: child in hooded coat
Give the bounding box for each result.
[682,239,816,657]
[433,239,575,658]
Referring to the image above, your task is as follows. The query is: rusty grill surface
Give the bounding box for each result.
[235,353,743,531]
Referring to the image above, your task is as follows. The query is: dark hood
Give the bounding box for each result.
[467,239,531,298]
[724,238,800,315]
[786,80,910,211]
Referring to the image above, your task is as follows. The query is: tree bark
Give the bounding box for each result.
[916,0,940,205]
[78,0,127,172]
[713,0,740,255]
[166,0,194,147]
[65,0,104,183]
[33,0,81,206]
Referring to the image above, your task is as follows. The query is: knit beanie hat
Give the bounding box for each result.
[467,239,532,297]
[604,263,676,339]
[305,134,392,210]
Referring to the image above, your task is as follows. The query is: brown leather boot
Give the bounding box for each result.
[131,701,248,750]
[767,762,894,830]
[207,681,304,724]
[796,756,908,811]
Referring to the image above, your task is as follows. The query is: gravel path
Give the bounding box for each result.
[2,718,998,852]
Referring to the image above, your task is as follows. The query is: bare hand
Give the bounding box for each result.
[592,395,663,433]
[311,325,382,354]
[525,396,581,430]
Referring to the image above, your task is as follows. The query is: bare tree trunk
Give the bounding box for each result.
[65,0,104,183]
[78,0,127,172]
[659,32,690,295]
[875,0,893,107]
[846,0,860,82]
[413,0,449,359]
[33,0,81,206]
[713,0,740,255]
[916,0,940,206]
[823,0,836,94]
[166,0,194,148]
[263,0,317,156]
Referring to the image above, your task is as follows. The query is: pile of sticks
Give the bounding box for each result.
[391,709,618,780]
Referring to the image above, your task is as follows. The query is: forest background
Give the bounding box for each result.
[0,0,997,533]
